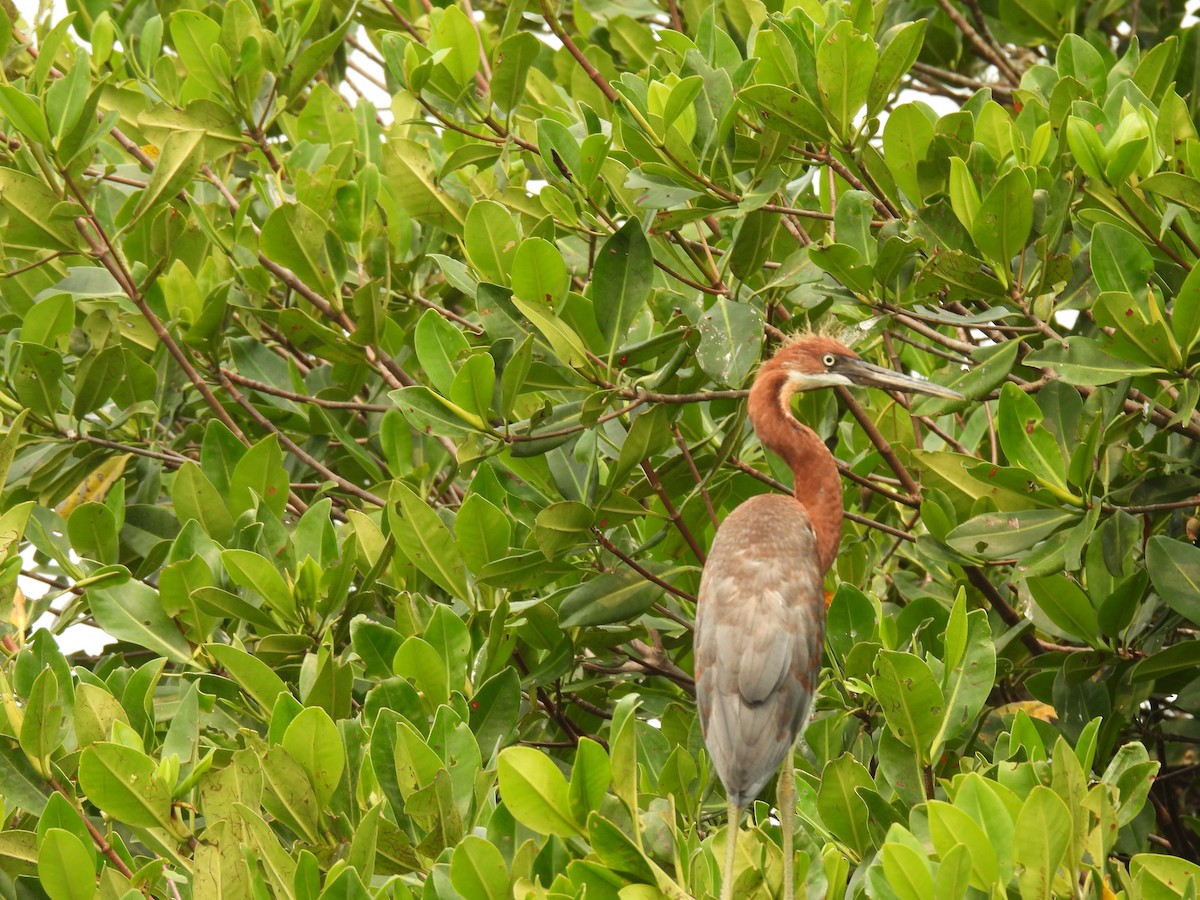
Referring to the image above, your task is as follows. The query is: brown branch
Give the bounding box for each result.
[640,460,707,563]
[932,0,1022,85]
[214,370,385,507]
[222,371,390,412]
[591,528,698,604]
[72,218,249,445]
[911,61,1014,99]
[836,387,921,496]
[963,566,1043,656]
[48,778,135,878]
[673,426,719,530]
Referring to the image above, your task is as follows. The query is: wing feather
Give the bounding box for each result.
[695,494,827,808]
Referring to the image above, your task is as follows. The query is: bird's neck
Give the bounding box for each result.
[748,368,844,572]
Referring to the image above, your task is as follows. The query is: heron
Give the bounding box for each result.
[694,334,961,900]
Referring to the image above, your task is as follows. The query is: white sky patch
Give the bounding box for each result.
[19,546,116,656]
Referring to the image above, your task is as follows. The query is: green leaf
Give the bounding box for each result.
[696,297,763,387]
[45,53,90,151]
[0,742,50,815]
[881,840,934,900]
[1131,854,1200,898]
[388,480,470,600]
[559,571,660,627]
[221,548,296,622]
[1027,575,1099,643]
[568,738,611,828]
[1139,170,1200,213]
[393,637,450,708]
[912,339,1021,417]
[383,139,467,235]
[534,501,594,559]
[1090,223,1153,299]
[390,385,488,438]
[169,10,225,97]
[71,345,125,418]
[0,86,52,146]
[872,651,944,763]
[172,462,234,542]
[456,493,511,575]
[425,604,472,692]
[946,509,1078,560]
[78,743,174,830]
[1129,640,1200,682]
[1013,786,1072,900]
[470,668,521,759]
[14,342,63,418]
[450,835,509,900]
[511,237,570,308]
[869,21,926,116]
[511,296,591,368]
[496,746,582,837]
[593,219,653,362]
[927,800,999,891]
[205,643,290,712]
[490,32,541,114]
[816,754,874,857]
[738,84,828,142]
[282,707,344,805]
[935,609,995,750]
[260,202,339,300]
[1173,262,1200,356]
[1023,336,1165,384]
[883,104,933,202]
[449,352,495,421]
[229,434,289,518]
[1065,115,1107,181]
[88,578,195,666]
[972,168,1033,286]
[38,829,96,900]
[20,669,63,772]
[67,502,118,564]
[464,200,519,285]
[1146,536,1200,626]
[816,21,877,139]
[0,168,81,251]
[434,5,480,88]
[996,383,1068,490]
[948,157,980,234]
[130,128,204,224]
[414,306,472,399]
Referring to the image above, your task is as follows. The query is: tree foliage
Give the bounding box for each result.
[1,0,1200,896]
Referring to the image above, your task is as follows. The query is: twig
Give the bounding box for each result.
[641,461,707,563]
[591,528,698,604]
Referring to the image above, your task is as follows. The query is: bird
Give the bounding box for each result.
[694,333,961,900]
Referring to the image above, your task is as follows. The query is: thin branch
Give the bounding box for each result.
[591,528,698,604]
[964,566,1044,656]
[933,0,1022,84]
[673,425,719,530]
[641,461,707,563]
[72,218,250,445]
[222,370,390,412]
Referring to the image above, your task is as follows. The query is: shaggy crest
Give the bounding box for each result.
[774,321,857,359]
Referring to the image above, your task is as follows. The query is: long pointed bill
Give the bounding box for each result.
[835,357,964,400]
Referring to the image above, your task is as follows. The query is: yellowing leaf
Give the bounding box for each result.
[56,454,132,516]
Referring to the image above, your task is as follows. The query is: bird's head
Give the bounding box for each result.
[763,334,962,400]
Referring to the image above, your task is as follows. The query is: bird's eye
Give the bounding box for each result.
[822,353,836,368]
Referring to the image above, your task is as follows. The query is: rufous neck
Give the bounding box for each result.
[747,367,843,572]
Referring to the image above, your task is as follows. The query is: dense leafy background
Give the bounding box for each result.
[2,0,1200,896]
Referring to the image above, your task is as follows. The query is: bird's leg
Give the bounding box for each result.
[720,801,742,900]
[780,749,795,899]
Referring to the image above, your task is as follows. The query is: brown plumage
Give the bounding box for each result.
[695,335,960,900]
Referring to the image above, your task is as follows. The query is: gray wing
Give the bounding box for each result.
[694,496,827,808]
